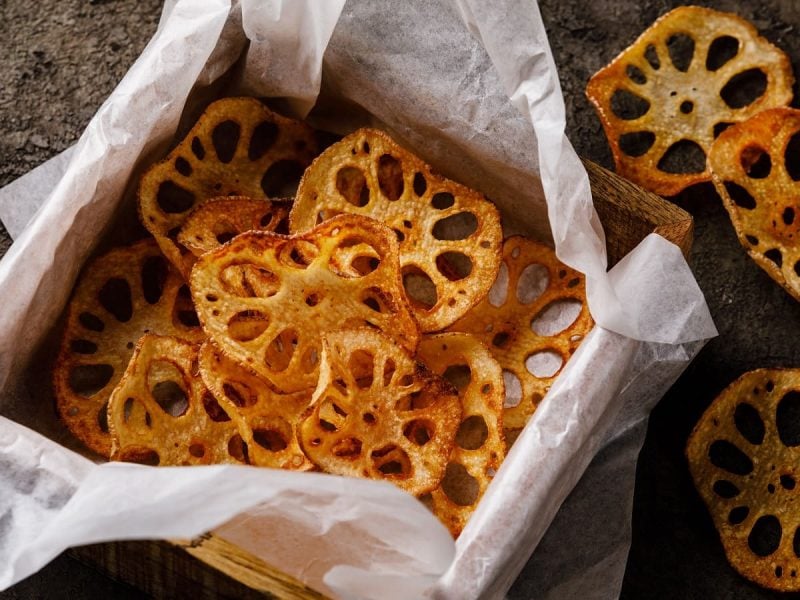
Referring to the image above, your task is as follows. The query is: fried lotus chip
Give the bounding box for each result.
[108,334,248,466]
[586,6,793,196]
[709,108,800,302]
[417,333,505,537]
[447,236,593,431]
[139,97,318,276]
[297,329,461,495]
[177,196,291,257]
[190,214,419,393]
[687,368,800,591]
[198,342,313,470]
[53,240,204,457]
[290,128,502,331]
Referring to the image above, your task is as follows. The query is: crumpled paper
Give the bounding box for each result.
[0,0,716,598]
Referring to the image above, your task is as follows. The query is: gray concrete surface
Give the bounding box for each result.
[2,0,800,598]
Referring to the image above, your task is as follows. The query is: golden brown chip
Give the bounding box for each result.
[586,6,793,196]
[198,342,313,470]
[190,214,419,393]
[687,368,800,591]
[139,97,318,276]
[289,128,502,331]
[177,196,291,257]
[297,329,461,495]
[708,108,800,302]
[53,240,204,457]
[107,334,247,466]
[447,236,593,431]
[417,333,505,537]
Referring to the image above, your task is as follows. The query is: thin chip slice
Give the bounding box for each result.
[297,329,461,495]
[447,236,593,431]
[178,196,291,257]
[586,6,793,196]
[709,107,800,302]
[198,342,313,470]
[53,240,204,457]
[190,214,419,393]
[417,333,505,537]
[290,128,502,331]
[107,334,247,465]
[139,97,318,276]
[687,368,800,592]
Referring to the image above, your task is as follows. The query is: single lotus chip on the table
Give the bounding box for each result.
[447,236,593,432]
[708,108,800,302]
[417,333,505,537]
[177,196,291,257]
[586,6,793,196]
[198,342,313,470]
[290,128,502,332]
[107,334,247,466]
[190,214,419,393]
[687,368,800,592]
[139,97,319,276]
[53,240,203,457]
[297,329,461,495]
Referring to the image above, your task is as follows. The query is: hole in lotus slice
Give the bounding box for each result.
[436,251,473,281]
[488,262,509,307]
[455,415,488,450]
[619,131,656,157]
[777,391,800,447]
[734,402,765,445]
[708,439,753,475]
[248,121,278,161]
[349,349,375,388]
[626,64,646,84]
[720,68,767,109]
[530,300,584,336]
[712,480,740,499]
[667,33,695,72]
[372,444,411,477]
[442,364,471,392]
[502,370,522,408]
[610,89,650,120]
[336,166,370,207]
[174,285,200,329]
[278,239,318,270]
[211,120,241,163]
[706,36,739,71]
[402,265,438,310]
[432,212,478,241]
[377,154,404,201]
[264,329,298,372]
[79,312,105,332]
[525,351,563,378]
[202,392,231,422]
[147,360,189,417]
[516,263,549,304]
[68,364,114,397]
[740,146,771,179]
[748,515,782,557]
[118,447,160,466]
[220,263,280,298]
[70,339,98,354]
[441,462,479,506]
[657,139,706,174]
[403,419,434,446]
[785,131,800,181]
[157,180,195,214]
[332,437,363,459]
[413,173,428,196]
[141,255,168,305]
[227,434,249,463]
[644,44,660,70]
[253,420,291,452]
[261,159,305,198]
[97,401,109,433]
[98,278,133,323]
[188,442,206,459]
[227,311,270,342]
[723,181,756,210]
[222,380,257,408]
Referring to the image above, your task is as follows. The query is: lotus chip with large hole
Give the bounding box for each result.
[417,333,505,537]
[53,240,203,457]
[139,97,318,276]
[298,329,461,495]
[586,6,793,196]
[290,128,502,331]
[687,369,800,592]
[198,342,313,470]
[190,215,419,393]
[447,236,593,432]
[709,108,800,302]
[107,335,246,466]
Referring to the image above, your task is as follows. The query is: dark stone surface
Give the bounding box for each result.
[2,0,800,598]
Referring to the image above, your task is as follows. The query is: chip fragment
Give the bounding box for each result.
[297,329,461,495]
[290,128,502,331]
[586,6,793,196]
[687,369,800,591]
[190,214,419,393]
[417,333,505,537]
[53,240,204,457]
[447,236,593,431]
[139,97,318,276]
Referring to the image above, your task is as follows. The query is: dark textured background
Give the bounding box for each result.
[2,0,800,598]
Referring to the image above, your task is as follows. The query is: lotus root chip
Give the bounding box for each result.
[708,108,800,302]
[178,196,291,257]
[686,368,800,591]
[197,342,313,470]
[417,333,505,537]
[586,6,793,196]
[190,214,419,393]
[289,128,502,331]
[53,240,204,457]
[139,97,319,276]
[297,329,461,495]
[447,236,593,431]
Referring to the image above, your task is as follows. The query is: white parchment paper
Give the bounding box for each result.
[0,0,716,598]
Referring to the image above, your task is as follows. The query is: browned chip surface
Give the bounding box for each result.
[687,368,800,591]
[297,329,461,495]
[290,128,502,332]
[447,236,593,431]
[190,214,419,393]
[139,97,318,276]
[709,107,800,302]
[417,333,505,537]
[586,6,793,196]
[53,240,203,457]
